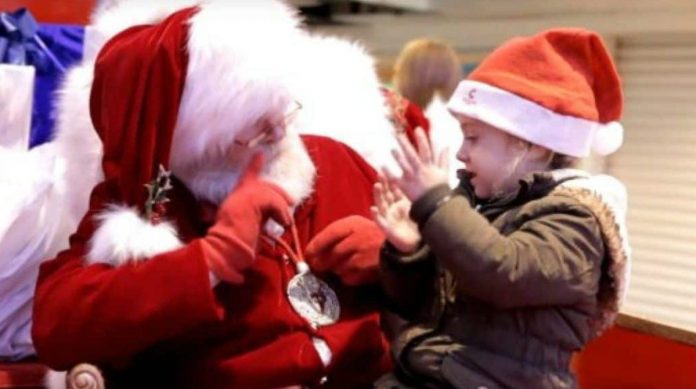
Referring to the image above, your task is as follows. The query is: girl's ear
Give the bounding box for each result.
[507,135,530,153]
[527,143,554,164]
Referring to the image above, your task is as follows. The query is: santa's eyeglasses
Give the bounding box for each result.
[234,101,303,148]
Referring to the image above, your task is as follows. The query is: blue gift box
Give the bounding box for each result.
[1,8,85,147]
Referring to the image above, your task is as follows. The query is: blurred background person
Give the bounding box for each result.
[393,38,463,187]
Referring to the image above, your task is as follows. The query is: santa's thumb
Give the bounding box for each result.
[240,153,265,183]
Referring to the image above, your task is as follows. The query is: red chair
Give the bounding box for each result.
[0,362,45,389]
[0,363,104,389]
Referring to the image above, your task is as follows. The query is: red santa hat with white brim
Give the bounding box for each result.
[81,1,316,268]
[448,28,624,157]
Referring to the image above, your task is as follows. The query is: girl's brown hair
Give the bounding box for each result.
[550,153,581,169]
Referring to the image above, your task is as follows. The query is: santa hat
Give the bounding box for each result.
[85,2,309,266]
[92,2,303,207]
[90,7,193,209]
[448,28,624,157]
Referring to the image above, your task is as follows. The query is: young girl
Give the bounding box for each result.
[372,28,630,389]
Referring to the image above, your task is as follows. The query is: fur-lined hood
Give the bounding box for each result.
[551,169,631,335]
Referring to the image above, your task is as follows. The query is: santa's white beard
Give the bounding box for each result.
[171,132,316,208]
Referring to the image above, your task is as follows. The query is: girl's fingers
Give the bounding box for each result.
[377,175,397,206]
[381,168,399,192]
[370,206,380,221]
[396,202,409,219]
[383,182,396,205]
[373,183,388,215]
[391,184,406,201]
[382,166,403,190]
[378,175,392,201]
[414,127,433,163]
[391,149,413,178]
[396,134,422,168]
[371,207,391,232]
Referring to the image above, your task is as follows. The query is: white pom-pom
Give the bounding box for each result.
[592,121,624,156]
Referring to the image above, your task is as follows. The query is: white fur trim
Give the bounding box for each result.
[45,370,66,389]
[553,172,631,335]
[51,63,105,228]
[447,80,623,157]
[87,0,201,59]
[86,207,183,266]
[291,36,402,173]
[557,173,631,299]
[171,1,305,179]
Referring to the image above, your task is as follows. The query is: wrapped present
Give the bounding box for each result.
[0,8,84,147]
[0,143,61,360]
[0,64,34,150]
[0,8,85,361]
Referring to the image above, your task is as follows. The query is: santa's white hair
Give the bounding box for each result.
[290,35,401,173]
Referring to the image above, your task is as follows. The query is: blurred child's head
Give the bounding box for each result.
[447,28,624,199]
[393,39,462,109]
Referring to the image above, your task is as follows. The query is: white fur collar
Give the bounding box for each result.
[552,171,631,336]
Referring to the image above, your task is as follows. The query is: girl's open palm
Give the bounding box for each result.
[371,176,421,254]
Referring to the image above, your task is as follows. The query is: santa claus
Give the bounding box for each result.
[28,1,435,388]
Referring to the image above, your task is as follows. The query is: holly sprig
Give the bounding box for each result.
[144,165,173,224]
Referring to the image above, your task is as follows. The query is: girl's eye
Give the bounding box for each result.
[465,136,477,142]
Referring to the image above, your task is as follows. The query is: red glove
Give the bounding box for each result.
[305,215,385,286]
[201,154,292,284]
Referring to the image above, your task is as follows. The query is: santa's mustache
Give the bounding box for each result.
[171,132,314,207]
[172,143,279,203]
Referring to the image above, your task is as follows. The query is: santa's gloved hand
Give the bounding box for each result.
[305,215,385,286]
[201,154,292,284]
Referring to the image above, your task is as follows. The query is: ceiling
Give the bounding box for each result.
[302,0,696,56]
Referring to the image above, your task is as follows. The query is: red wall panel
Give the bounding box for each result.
[574,326,696,388]
[0,0,96,24]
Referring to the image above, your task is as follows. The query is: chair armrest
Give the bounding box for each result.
[66,364,104,389]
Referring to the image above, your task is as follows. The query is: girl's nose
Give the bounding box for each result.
[456,143,469,164]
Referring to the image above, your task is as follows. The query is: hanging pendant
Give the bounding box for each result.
[286,262,340,328]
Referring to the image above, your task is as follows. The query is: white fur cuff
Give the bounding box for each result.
[86,207,183,266]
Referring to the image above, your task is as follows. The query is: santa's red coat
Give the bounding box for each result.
[32,135,391,388]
